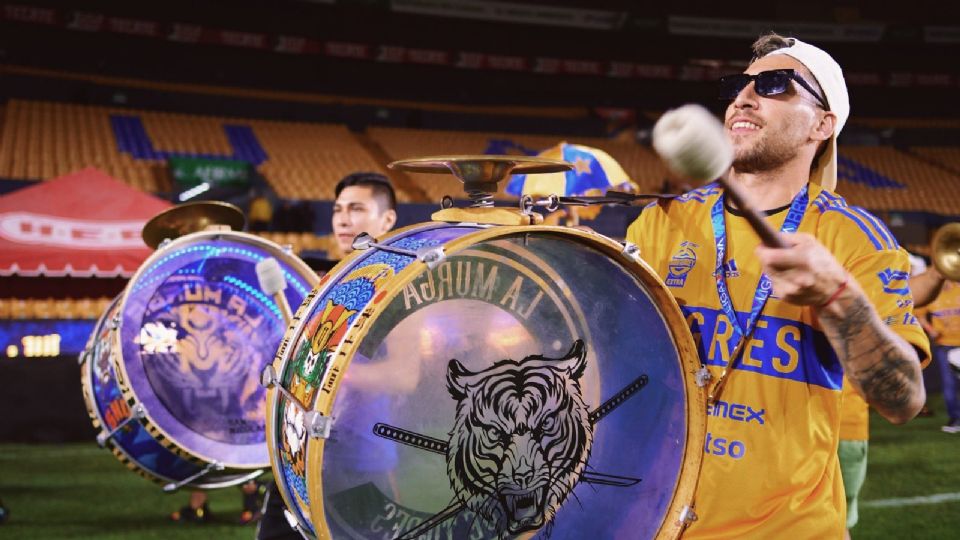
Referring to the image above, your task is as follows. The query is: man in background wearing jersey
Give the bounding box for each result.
[627,33,928,538]
[919,278,960,433]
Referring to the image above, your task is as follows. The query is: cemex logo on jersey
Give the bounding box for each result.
[707,399,765,425]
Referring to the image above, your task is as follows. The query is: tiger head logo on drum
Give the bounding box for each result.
[137,278,278,443]
[445,339,593,536]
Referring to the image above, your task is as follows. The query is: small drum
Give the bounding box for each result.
[266,223,705,539]
[81,230,317,489]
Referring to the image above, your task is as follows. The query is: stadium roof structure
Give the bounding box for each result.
[0,167,170,278]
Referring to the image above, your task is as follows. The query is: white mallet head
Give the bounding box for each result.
[255,257,287,296]
[652,104,733,183]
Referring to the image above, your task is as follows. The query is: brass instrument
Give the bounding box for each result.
[141,201,246,249]
[931,222,960,282]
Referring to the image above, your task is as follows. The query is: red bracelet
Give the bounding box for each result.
[819,277,849,309]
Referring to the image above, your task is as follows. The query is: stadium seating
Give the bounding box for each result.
[0,297,112,320]
[1,100,957,217]
[838,146,960,214]
[911,147,960,174]
[367,127,669,203]
[255,122,385,200]
[0,100,167,191]
[253,231,334,255]
[0,100,385,199]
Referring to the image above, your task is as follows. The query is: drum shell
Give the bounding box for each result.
[267,223,705,539]
[82,230,317,488]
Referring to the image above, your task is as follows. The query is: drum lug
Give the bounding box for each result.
[620,242,642,263]
[96,403,145,448]
[282,508,307,538]
[261,365,311,414]
[351,232,446,269]
[158,238,172,250]
[352,232,417,257]
[416,246,446,269]
[305,411,332,439]
[678,505,698,526]
[78,348,90,366]
[260,364,279,389]
[694,366,713,387]
[351,232,375,251]
[110,313,120,330]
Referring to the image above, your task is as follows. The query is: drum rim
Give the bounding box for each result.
[80,297,203,487]
[265,221,460,534]
[79,297,185,485]
[79,296,119,442]
[270,224,706,539]
[113,229,318,470]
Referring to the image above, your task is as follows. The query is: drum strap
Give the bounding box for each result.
[707,184,810,404]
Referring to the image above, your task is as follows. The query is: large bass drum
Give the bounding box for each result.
[80,230,317,489]
[266,223,705,539]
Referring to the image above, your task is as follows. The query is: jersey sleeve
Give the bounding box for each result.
[625,202,663,269]
[845,246,932,367]
[815,205,931,366]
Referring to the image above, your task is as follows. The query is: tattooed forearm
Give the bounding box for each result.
[852,346,917,412]
[822,294,872,363]
[818,294,924,423]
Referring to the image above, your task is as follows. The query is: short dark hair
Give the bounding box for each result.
[334,172,396,211]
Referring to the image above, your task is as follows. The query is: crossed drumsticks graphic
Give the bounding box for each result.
[371,372,649,539]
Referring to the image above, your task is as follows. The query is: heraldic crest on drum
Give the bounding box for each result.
[282,300,356,478]
[279,263,390,493]
[445,339,593,536]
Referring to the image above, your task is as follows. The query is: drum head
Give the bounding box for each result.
[272,225,703,539]
[116,231,315,468]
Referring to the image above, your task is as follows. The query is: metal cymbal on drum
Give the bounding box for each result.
[142,201,247,249]
[389,155,571,207]
[931,222,960,282]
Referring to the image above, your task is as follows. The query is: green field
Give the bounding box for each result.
[1,402,958,539]
[0,444,256,539]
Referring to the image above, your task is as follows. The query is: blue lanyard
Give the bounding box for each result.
[709,184,809,367]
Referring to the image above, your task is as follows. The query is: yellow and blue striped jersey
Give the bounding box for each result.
[626,182,929,539]
[926,281,960,347]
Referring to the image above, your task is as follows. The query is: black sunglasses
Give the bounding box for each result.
[719,69,829,110]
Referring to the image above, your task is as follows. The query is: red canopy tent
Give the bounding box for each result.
[0,167,171,278]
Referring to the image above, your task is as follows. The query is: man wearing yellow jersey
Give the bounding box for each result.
[627,33,928,538]
[921,280,960,433]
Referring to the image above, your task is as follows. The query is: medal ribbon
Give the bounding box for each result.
[706,184,809,402]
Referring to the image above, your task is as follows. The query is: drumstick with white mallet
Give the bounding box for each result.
[256,257,293,326]
[652,103,787,249]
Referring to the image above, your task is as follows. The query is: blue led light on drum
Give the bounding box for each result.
[223,275,284,321]
[130,243,311,297]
